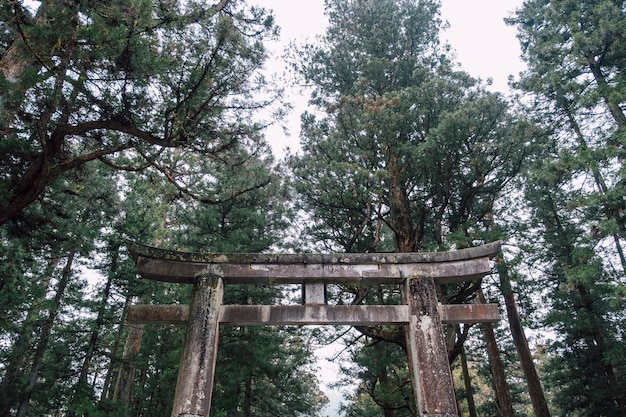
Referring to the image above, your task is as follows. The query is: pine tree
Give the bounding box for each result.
[508,1,626,414]
[520,160,626,416]
[0,161,122,417]
[0,0,280,225]
[0,0,326,416]
[289,0,533,414]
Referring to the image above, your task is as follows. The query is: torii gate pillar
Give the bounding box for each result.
[406,276,458,415]
[128,241,502,417]
[171,274,223,417]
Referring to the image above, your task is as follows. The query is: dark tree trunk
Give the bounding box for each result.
[77,274,112,384]
[460,346,478,417]
[387,150,420,252]
[575,283,626,417]
[479,291,516,417]
[112,322,144,405]
[101,296,131,401]
[558,97,626,272]
[0,258,58,417]
[15,252,75,417]
[585,56,626,129]
[68,247,118,416]
[495,255,551,417]
[383,408,397,417]
[243,374,253,417]
[0,0,80,227]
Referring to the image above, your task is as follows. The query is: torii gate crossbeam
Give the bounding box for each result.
[127,241,502,417]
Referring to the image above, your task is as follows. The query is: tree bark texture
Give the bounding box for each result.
[495,256,551,417]
[112,322,144,405]
[460,346,478,417]
[387,150,421,252]
[478,291,515,417]
[0,258,57,416]
[14,252,75,417]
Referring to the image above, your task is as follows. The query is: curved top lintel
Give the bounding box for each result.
[127,240,501,265]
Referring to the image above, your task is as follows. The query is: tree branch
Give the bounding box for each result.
[54,120,170,147]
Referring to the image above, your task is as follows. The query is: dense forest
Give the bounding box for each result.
[1,0,625,416]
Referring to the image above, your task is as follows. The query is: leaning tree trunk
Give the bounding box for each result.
[243,373,253,417]
[585,56,626,130]
[557,96,626,273]
[68,246,118,417]
[75,278,111,386]
[14,252,75,417]
[478,291,516,417]
[575,283,626,417]
[0,257,58,417]
[460,345,478,417]
[101,295,131,401]
[495,255,551,417]
[0,0,79,132]
[112,319,144,406]
[484,206,551,417]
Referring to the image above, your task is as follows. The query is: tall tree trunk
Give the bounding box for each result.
[460,346,478,417]
[541,187,624,416]
[75,277,111,385]
[484,208,551,416]
[0,3,39,131]
[478,291,516,417]
[558,96,626,272]
[14,252,75,417]
[68,248,118,417]
[495,255,551,417]
[0,257,58,417]
[575,283,626,417]
[0,0,72,132]
[0,0,81,227]
[112,320,144,406]
[101,296,131,401]
[243,373,253,417]
[585,56,626,129]
[387,149,420,252]
[75,243,118,388]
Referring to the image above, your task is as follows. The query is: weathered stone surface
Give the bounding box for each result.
[134,255,492,285]
[125,241,504,417]
[170,276,223,417]
[219,305,409,325]
[438,303,500,324]
[303,282,326,304]
[127,303,500,326]
[127,240,501,265]
[405,276,459,416]
[127,305,189,324]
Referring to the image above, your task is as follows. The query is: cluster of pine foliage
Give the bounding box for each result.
[1,0,625,416]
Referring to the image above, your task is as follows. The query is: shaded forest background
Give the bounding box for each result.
[1,0,625,416]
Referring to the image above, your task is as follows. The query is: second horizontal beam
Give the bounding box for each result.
[128,303,500,326]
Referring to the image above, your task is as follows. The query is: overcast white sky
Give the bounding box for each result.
[260,0,526,158]
[256,2,526,415]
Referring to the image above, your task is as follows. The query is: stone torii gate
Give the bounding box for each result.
[127,241,502,417]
